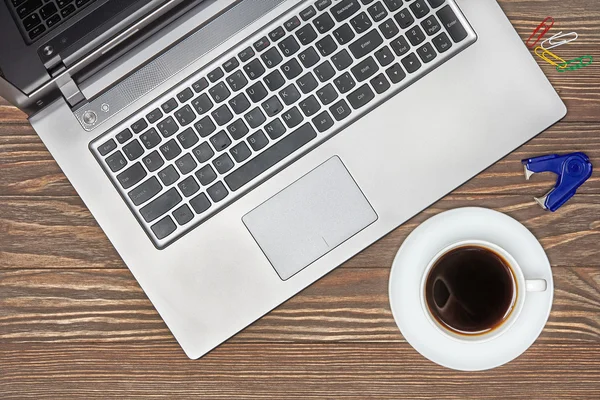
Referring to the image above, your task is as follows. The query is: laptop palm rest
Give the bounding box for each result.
[243,156,378,281]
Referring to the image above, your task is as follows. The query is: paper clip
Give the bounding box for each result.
[541,31,578,50]
[534,47,568,68]
[557,55,593,72]
[526,17,554,48]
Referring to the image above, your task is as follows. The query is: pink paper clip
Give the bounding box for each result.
[526,17,554,49]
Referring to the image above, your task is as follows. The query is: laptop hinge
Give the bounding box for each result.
[57,74,86,108]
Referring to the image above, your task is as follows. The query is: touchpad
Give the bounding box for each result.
[243,156,378,280]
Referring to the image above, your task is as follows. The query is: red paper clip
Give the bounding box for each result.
[526,17,554,49]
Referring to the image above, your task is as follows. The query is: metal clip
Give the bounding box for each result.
[541,31,578,50]
[522,153,593,212]
[534,47,568,68]
[526,17,555,48]
[557,55,593,72]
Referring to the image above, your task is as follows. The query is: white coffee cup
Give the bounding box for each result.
[420,239,548,343]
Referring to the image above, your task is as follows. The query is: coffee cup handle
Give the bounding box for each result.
[526,279,547,292]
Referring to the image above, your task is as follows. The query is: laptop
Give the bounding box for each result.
[0,0,566,358]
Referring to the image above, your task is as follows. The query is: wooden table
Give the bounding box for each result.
[1,1,599,398]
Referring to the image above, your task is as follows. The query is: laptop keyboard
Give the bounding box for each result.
[91,0,476,248]
[8,0,96,43]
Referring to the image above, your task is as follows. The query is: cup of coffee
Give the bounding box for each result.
[420,239,548,342]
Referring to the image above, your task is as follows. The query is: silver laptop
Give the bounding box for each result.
[0,0,566,358]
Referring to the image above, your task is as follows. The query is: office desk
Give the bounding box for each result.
[1,0,599,398]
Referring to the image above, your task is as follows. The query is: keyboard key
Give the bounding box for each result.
[296,24,318,45]
[422,15,441,36]
[116,129,133,144]
[192,93,214,115]
[226,70,249,92]
[157,116,179,137]
[28,23,46,40]
[230,142,252,163]
[253,36,270,52]
[192,142,215,163]
[330,99,352,121]
[248,130,269,151]
[278,36,301,57]
[195,165,217,186]
[178,176,200,197]
[213,154,235,174]
[177,88,193,103]
[297,72,319,94]
[160,139,182,161]
[146,108,163,124]
[299,95,322,117]
[433,32,453,53]
[174,105,196,126]
[379,18,400,39]
[282,107,304,129]
[158,165,180,186]
[264,118,287,139]
[269,26,286,42]
[208,67,224,83]
[177,127,199,149]
[161,98,178,113]
[375,46,394,66]
[129,177,162,206]
[46,14,60,27]
[140,128,162,149]
[386,62,407,83]
[244,59,266,80]
[333,23,355,45]
[194,116,216,137]
[406,25,426,46]
[117,162,147,189]
[140,188,182,223]
[229,93,251,114]
[394,8,414,29]
[347,84,375,109]
[331,49,353,71]
[23,13,41,30]
[316,83,338,105]
[384,0,403,12]
[131,119,148,134]
[192,77,209,93]
[210,131,232,151]
[313,12,335,34]
[246,81,269,102]
[349,29,383,59]
[227,119,249,140]
[417,42,437,63]
[402,52,422,73]
[225,123,317,191]
[223,58,240,73]
[261,47,284,69]
[351,12,372,34]
[314,61,336,82]
[244,107,266,129]
[312,111,335,133]
[410,0,430,19]
[238,47,255,62]
[427,0,445,8]
[211,105,234,126]
[106,151,128,172]
[330,0,361,22]
[207,181,229,202]
[371,73,391,94]
[300,6,317,21]
[262,96,284,118]
[151,216,177,239]
[284,16,301,32]
[334,72,357,94]
[437,5,468,42]
[368,2,388,22]
[190,193,211,214]
[209,82,231,103]
[17,0,42,17]
[142,151,165,172]
[123,140,144,161]
[316,36,338,57]
[281,58,303,80]
[391,35,410,56]
[175,154,198,175]
[61,4,75,18]
[173,204,194,225]
[315,0,332,11]
[279,84,301,106]
[264,70,286,91]
[351,56,379,82]
[298,47,320,68]
[98,139,116,156]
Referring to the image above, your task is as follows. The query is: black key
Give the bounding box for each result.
[174,105,196,126]
[261,47,284,69]
[123,140,144,161]
[417,42,437,63]
[225,123,317,191]
[375,46,394,66]
[351,12,372,34]
[209,82,231,103]
[140,128,162,149]
[299,95,322,117]
[213,154,235,174]
[161,98,178,113]
[433,32,453,53]
[264,118,287,139]
[248,130,269,151]
[160,139,182,161]
[296,24,318,45]
[117,162,147,189]
[300,5,317,21]
[229,93,251,114]
[158,165,180,186]
[143,151,165,172]
[390,35,410,56]
[177,88,193,103]
[384,0,403,11]
[230,142,252,163]
[298,47,320,68]
[427,0,445,8]
[157,116,179,137]
[207,181,229,202]
[315,0,332,11]
[177,128,199,149]
[371,73,391,94]
[23,13,41,30]
[17,0,42,18]
[211,105,234,126]
[29,25,46,40]
[226,70,249,92]
[106,151,128,172]
[195,165,217,186]
[410,0,430,19]
[244,59,266,80]
[208,67,224,83]
[284,16,301,32]
[349,29,383,59]
[223,58,240,74]
[227,119,249,140]
[192,77,209,93]
[269,26,286,42]
[316,83,338,105]
[334,70,358,94]
[194,116,216,138]
[402,52,422,73]
[192,142,214,163]
[330,99,352,121]
[314,61,336,82]
[437,5,468,42]
[282,107,304,129]
[210,131,232,151]
[175,154,198,175]
[140,188,182,223]
[246,82,268,103]
[254,36,270,52]
[379,18,399,39]
[333,23,355,45]
[297,72,319,94]
[312,111,335,133]
[116,128,133,144]
[406,25,426,46]
[316,35,338,57]
[281,58,303,80]
[39,4,56,19]
[394,8,414,29]
[146,108,163,124]
[368,2,388,22]
[178,175,200,197]
[61,4,75,18]
[262,96,284,118]
[331,49,353,71]
[347,84,375,109]
[264,70,286,91]
[421,15,441,36]
[173,204,194,225]
[98,139,116,156]
[330,0,361,22]
[190,193,211,213]
[279,84,301,106]
[238,47,255,62]
[351,56,379,82]
[313,12,335,34]
[46,14,60,27]
[129,177,162,206]
[278,36,301,57]
[131,119,148,134]
[386,62,407,83]
[152,216,177,240]
[244,107,266,129]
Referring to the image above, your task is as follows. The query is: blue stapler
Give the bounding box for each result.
[522,152,593,212]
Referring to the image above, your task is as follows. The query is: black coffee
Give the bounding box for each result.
[425,245,516,335]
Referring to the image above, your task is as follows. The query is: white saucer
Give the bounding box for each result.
[389,207,554,371]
